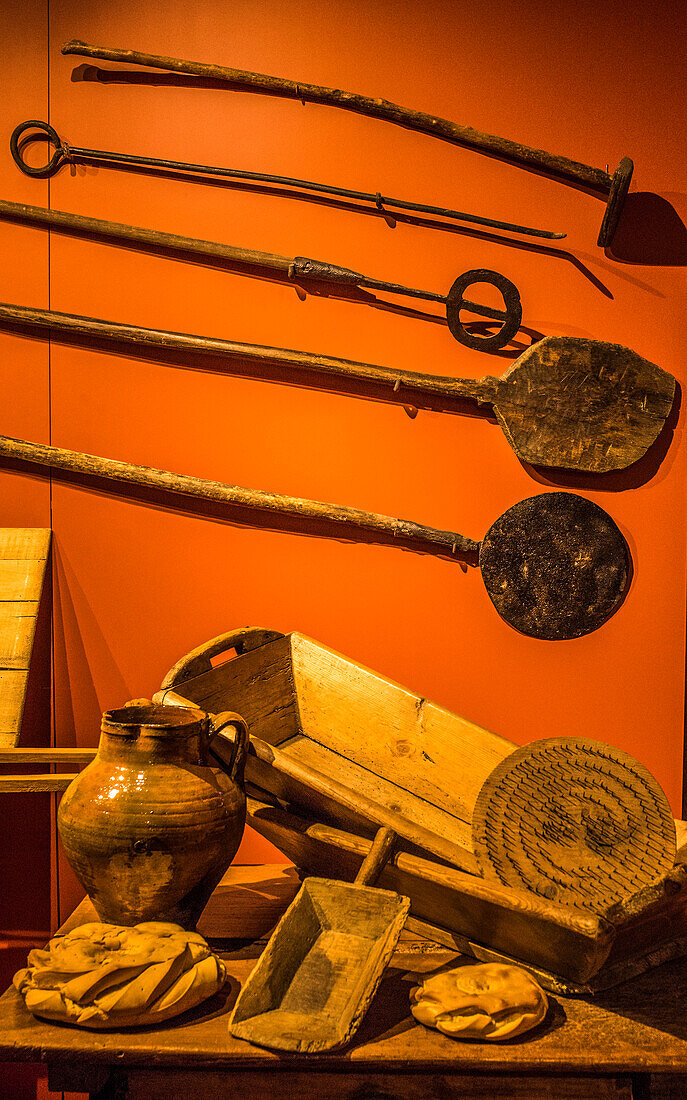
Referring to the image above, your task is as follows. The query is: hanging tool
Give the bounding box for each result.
[0,296,674,473]
[0,192,521,353]
[59,39,633,246]
[0,433,630,639]
[9,118,564,242]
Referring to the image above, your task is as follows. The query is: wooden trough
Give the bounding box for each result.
[156,627,517,876]
[156,627,686,992]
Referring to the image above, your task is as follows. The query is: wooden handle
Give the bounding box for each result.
[0,199,292,276]
[61,40,612,191]
[0,433,479,556]
[0,298,494,407]
[354,826,397,887]
[160,628,285,689]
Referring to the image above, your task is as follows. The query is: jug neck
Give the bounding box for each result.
[98,704,210,765]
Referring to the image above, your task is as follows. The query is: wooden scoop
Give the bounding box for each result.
[0,298,675,473]
[229,825,409,1053]
[0,433,630,639]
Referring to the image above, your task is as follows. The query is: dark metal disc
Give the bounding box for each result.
[478,492,630,640]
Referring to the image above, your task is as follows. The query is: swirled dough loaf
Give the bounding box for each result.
[410,962,547,1041]
[14,921,226,1029]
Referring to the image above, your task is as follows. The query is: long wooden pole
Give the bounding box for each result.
[0,199,292,277]
[0,299,491,405]
[62,40,611,192]
[0,433,478,555]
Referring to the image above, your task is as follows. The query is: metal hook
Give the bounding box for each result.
[10,120,68,179]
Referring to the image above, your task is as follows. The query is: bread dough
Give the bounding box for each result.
[14,921,226,1029]
[410,962,548,1041]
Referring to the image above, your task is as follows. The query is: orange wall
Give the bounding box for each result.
[0,0,685,927]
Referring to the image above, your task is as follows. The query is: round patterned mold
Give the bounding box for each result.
[471,737,675,914]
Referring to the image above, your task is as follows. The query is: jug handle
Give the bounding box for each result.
[210,711,249,783]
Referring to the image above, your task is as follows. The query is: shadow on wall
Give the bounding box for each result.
[52,540,130,747]
[609,192,687,265]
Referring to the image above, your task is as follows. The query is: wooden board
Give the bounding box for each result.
[0,530,50,746]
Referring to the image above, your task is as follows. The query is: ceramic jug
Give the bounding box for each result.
[57,703,248,928]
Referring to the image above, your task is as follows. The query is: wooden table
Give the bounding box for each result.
[1,866,687,1099]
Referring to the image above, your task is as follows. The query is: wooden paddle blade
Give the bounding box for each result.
[479,492,630,640]
[492,336,676,472]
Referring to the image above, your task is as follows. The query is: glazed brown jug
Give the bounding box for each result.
[57,703,248,928]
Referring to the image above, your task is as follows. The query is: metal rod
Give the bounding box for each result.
[9,119,565,239]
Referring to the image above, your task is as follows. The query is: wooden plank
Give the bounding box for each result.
[0,670,28,736]
[0,529,50,560]
[0,603,39,669]
[291,634,514,824]
[0,773,76,792]
[159,634,300,746]
[0,560,47,601]
[0,732,25,747]
[285,736,474,852]
[126,1069,634,1099]
[0,748,95,763]
[0,530,51,745]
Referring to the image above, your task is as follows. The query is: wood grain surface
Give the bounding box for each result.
[2,868,687,1092]
[0,529,51,746]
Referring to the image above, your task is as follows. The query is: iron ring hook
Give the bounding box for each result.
[446,268,522,353]
[10,120,69,179]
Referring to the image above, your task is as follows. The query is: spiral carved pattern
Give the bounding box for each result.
[472,738,675,914]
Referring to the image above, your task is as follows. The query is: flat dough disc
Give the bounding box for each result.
[472,737,675,914]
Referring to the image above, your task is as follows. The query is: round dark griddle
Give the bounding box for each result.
[471,737,676,915]
[478,492,630,640]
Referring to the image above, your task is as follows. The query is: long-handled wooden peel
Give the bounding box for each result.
[0,299,674,473]
[0,433,630,639]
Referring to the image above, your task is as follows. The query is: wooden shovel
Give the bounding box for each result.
[228,824,409,1052]
[0,298,674,473]
[0,433,630,639]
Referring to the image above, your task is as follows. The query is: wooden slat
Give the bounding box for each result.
[0,560,46,602]
[0,529,51,560]
[290,634,514,823]
[0,671,28,736]
[0,604,39,669]
[0,774,77,792]
[0,529,51,746]
[0,748,95,763]
[125,1070,634,1100]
